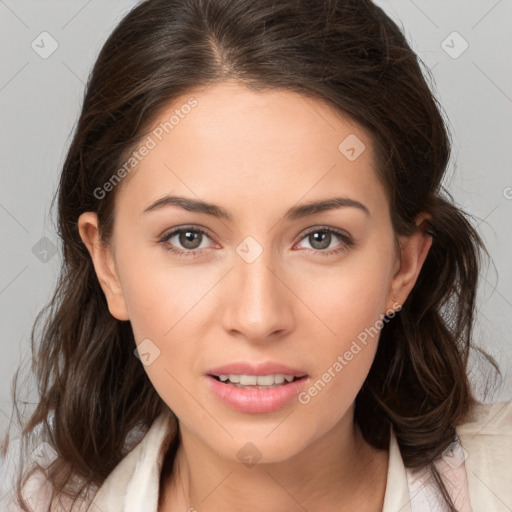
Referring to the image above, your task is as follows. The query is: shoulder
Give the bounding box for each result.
[3,468,94,512]
[87,410,176,512]
[457,400,512,436]
[456,400,512,511]
[3,412,173,512]
[456,400,512,457]
[406,401,512,512]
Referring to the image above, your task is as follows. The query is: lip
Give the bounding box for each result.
[206,374,309,413]
[206,361,308,377]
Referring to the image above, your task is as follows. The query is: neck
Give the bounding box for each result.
[160,408,389,512]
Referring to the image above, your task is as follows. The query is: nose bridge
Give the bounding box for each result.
[222,237,293,339]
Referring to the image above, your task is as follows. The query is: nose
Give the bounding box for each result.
[221,244,296,343]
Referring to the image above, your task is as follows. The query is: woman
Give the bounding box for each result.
[3,0,510,511]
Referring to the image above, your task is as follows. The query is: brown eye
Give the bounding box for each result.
[296,227,354,256]
[159,226,214,257]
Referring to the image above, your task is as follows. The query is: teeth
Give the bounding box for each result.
[240,375,257,386]
[217,374,297,386]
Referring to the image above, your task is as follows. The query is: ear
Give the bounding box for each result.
[387,212,433,312]
[78,212,130,321]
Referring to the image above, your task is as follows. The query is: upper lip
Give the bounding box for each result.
[207,361,308,377]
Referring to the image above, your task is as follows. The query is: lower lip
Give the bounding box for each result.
[206,375,308,413]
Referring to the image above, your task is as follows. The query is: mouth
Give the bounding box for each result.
[206,372,309,413]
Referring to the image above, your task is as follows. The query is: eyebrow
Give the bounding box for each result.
[142,195,370,221]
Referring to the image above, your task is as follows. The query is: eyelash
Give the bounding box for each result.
[157,225,354,258]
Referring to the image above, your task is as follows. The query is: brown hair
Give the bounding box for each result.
[3,0,501,510]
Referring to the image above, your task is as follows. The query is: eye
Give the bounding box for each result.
[158,225,354,258]
[295,227,353,256]
[158,226,214,258]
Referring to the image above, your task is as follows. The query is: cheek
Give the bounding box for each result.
[114,240,219,409]
[292,247,393,421]
[121,264,206,414]
[297,247,394,344]
[115,232,213,339]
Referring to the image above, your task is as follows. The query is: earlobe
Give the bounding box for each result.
[388,213,433,310]
[77,212,130,321]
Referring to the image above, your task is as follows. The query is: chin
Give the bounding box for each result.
[200,425,314,466]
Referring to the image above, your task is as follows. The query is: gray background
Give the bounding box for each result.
[1,0,511,496]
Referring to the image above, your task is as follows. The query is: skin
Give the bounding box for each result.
[78,81,432,512]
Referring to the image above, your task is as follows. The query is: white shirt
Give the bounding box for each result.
[7,401,512,511]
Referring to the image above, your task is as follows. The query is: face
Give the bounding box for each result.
[79,81,430,465]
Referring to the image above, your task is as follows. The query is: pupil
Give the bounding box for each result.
[310,231,330,250]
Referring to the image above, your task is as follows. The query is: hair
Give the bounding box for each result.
[2,0,502,510]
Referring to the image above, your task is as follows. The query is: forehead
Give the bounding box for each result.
[113,81,386,219]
